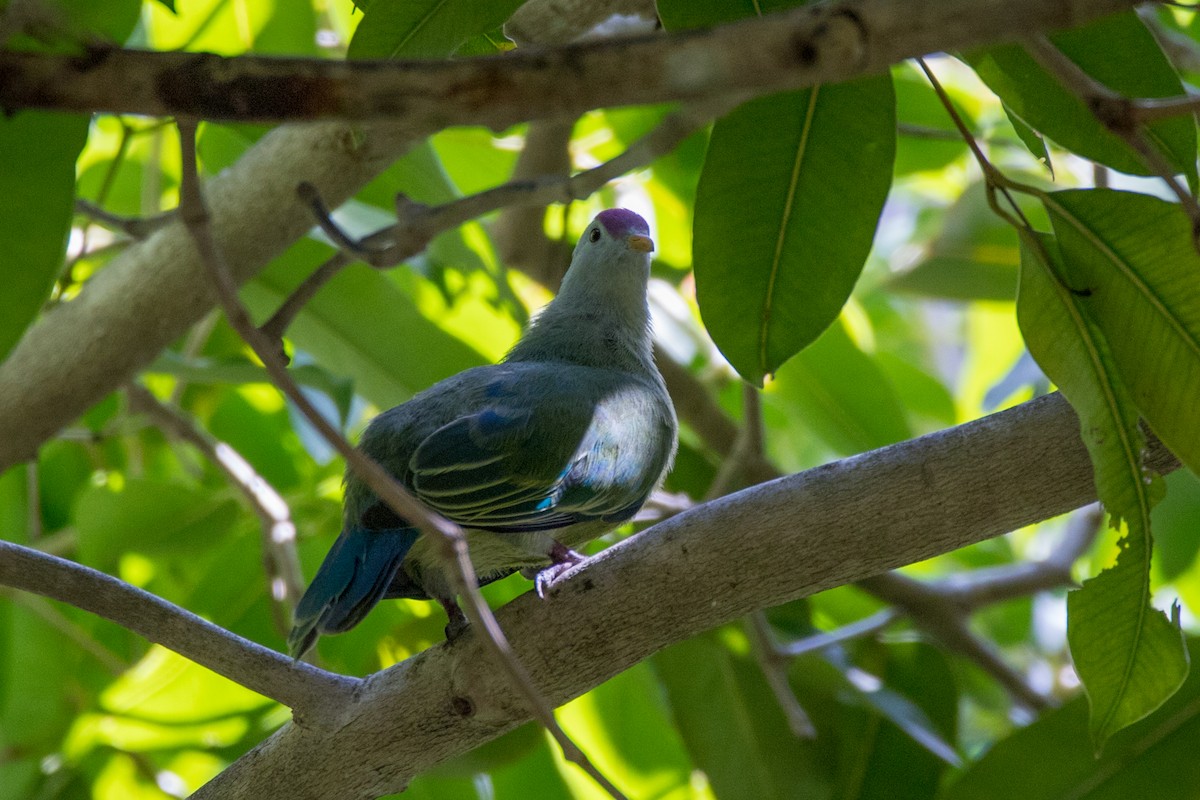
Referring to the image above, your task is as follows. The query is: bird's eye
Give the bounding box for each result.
[589,228,601,243]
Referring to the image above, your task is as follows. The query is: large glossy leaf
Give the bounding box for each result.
[966,13,1196,185]
[694,78,896,384]
[1016,231,1186,749]
[0,114,89,364]
[1046,189,1200,477]
[945,640,1200,800]
[348,0,526,59]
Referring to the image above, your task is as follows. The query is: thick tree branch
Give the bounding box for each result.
[190,393,1180,800]
[0,539,358,724]
[0,0,1136,124]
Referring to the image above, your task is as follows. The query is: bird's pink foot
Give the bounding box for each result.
[531,542,585,598]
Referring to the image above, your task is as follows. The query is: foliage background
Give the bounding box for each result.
[3,0,1200,798]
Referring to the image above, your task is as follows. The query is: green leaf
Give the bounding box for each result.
[1046,189,1200,477]
[945,640,1200,800]
[1153,470,1200,582]
[1016,230,1186,749]
[74,480,241,570]
[555,662,696,797]
[1001,103,1052,177]
[694,78,896,384]
[0,113,89,364]
[966,13,1196,185]
[769,319,912,456]
[348,0,527,59]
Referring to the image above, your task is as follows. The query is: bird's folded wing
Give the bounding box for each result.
[410,404,652,533]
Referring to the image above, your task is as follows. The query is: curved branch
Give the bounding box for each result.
[0,539,358,725]
[191,393,1180,800]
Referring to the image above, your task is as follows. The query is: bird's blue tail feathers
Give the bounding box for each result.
[288,526,418,658]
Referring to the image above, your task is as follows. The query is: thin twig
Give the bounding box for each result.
[25,460,41,541]
[174,120,626,799]
[858,573,1052,711]
[125,383,305,632]
[258,251,349,350]
[0,539,357,722]
[1024,35,1200,241]
[706,384,764,500]
[931,503,1102,608]
[316,98,733,260]
[74,199,175,239]
[775,608,901,658]
[746,612,816,738]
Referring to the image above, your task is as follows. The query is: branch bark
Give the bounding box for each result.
[190,392,1179,800]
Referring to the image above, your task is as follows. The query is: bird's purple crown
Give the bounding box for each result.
[597,208,650,239]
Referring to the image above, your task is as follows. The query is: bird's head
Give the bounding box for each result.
[592,208,654,254]
[562,208,655,298]
[508,208,657,363]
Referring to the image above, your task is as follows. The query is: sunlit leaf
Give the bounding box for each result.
[1017,230,1186,748]
[654,631,829,800]
[1046,189,1200,477]
[348,0,527,59]
[242,240,488,409]
[0,113,88,363]
[769,319,912,455]
[1153,470,1200,582]
[694,78,896,384]
[889,183,1020,302]
[75,480,241,570]
[893,63,971,177]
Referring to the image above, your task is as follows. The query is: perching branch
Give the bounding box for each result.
[188,393,1179,800]
[174,121,626,800]
[0,539,357,724]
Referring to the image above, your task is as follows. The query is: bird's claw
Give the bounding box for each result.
[532,544,585,598]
